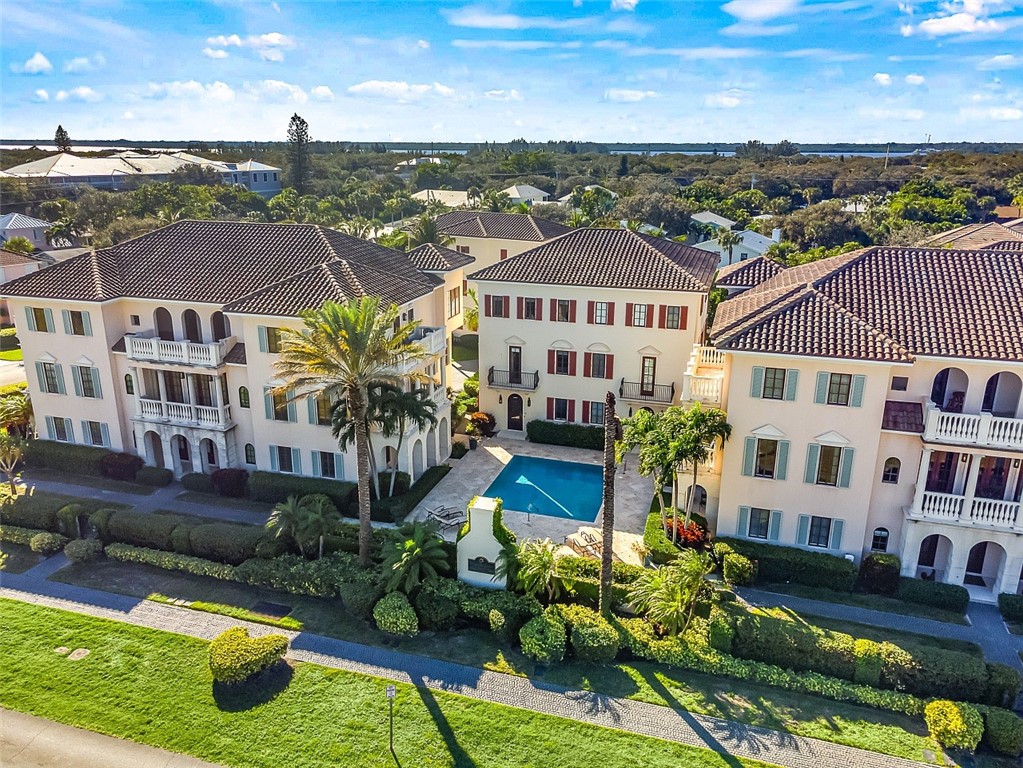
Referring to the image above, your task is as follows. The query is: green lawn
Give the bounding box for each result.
[451,333,478,364]
[0,348,23,361]
[175,491,273,514]
[0,542,43,574]
[0,599,773,768]
[28,469,156,496]
[758,582,969,625]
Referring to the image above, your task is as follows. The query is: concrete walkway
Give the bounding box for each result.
[1,564,935,768]
[1,708,223,767]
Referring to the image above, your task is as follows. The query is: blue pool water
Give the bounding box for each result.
[483,455,604,522]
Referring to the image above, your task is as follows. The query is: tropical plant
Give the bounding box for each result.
[599,391,618,617]
[3,237,34,255]
[265,495,310,557]
[407,215,453,248]
[481,189,511,212]
[378,386,437,497]
[331,382,395,500]
[716,228,744,265]
[381,521,448,594]
[628,549,711,635]
[463,288,479,332]
[0,432,26,494]
[0,394,33,438]
[299,494,342,559]
[679,404,732,527]
[44,217,79,247]
[515,538,567,602]
[616,408,670,527]
[273,297,426,566]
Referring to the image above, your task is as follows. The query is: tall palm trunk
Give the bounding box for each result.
[670,465,680,545]
[353,391,374,567]
[599,392,617,618]
[684,463,700,528]
[388,416,407,498]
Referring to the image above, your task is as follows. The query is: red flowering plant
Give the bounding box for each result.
[665,518,707,549]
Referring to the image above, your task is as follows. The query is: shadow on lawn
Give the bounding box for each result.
[213,661,294,711]
[416,681,477,767]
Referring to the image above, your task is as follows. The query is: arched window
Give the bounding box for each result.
[881,457,901,484]
[239,386,250,408]
[124,373,134,395]
[871,527,889,552]
[244,443,256,465]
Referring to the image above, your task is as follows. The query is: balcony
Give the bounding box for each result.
[125,334,235,368]
[907,490,1022,532]
[134,398,233,430]
[410,326,446,356]
[922,404,1023,451]
[488,367,539,390]
[693,346,725,370]
[682,345,724,406]
[619,379,675,405]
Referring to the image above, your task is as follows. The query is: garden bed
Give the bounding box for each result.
[0,542,43,574]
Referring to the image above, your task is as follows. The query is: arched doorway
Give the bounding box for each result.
[917,533,953,581]
[983,372,1022,418]
[154,307,174,341]
[931,367,969,412]
[412,439,424,482]
[507,394,523,431]
[211,311,230,342]
[143,430,164,468]
[966,541,1006,590]
[438,417,450,457]
[682,484,708,524]
[172,435,193,475]
[384,446,398,471]
[200,438,218,473]
[426,427,438,467]
[182,309,202,344]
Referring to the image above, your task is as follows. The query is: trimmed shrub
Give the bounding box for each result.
[415,586,461,631]
[519,607,567,664]
[0,524,42,545]
[852,638,883,687]
[64,538,103,563]
[368,465,452,523]
[459,584,541,635]
[924,700,983,752]
[234,552,374,598]
[56,504,86,538]
[108,510,188,551]
[1,491,75,532]
[89,508,117,540]
[450,442,468,459]
[708,606,735,654]
[897,578,969,614]
[211,468,249,498]
[100,452,144,482]
[373,592,419,636]
[29,531,68,554]
[998,592,1023,623]
[375,472,411,498]
[24,440,108,476]
[341,582,383,620]
[525,419,604,450]
[181,473,215,494]
[733,611,856,681]
[188,523,267,566]
[859,553,901,595]
[135,466,174,487]
[208,626,289,685]
[643,512,679,565]
[984,663,1022,708]
[105,543,236,580]
[557,605,620,663]
[716,538,857,592]
[983,707,1023,757]
[248,471,356,508]
[722,553,756,586]
[170,524,193,555]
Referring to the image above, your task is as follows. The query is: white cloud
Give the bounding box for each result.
[859,106,925,120]
[205,32,295,60]
[144,80,235,102]
[347,80,456,101]
[122,111,134,119]
[604,88,658,102]
[63,53,105,73]
[442,7,589,30]
[55,86,102,103]
[905,73,926,85]
[452,39,566,50]
[245,79,307,103]
[10,51,53,74]
[919,12,1004,34]
[259,48,285,62]
[873,72,893,86]
[903,2,1015,37]
[722,22,797,36]
[611,0,638,10]
[32,89,49,102]
[722,0,800,22]
[978,53,1020,70]
[202,47,229,59]
[310,85,334,101]
[782,48,866,61]
[704,90,743,108]
[959,105,1023,120]
[484,89,523,101]
[207,34,242,47]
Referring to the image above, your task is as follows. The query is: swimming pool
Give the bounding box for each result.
[483,455,604,522]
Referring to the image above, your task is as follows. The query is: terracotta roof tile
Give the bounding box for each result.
[0,249,39,267]
[919,222,1023,250]
[435,211,571,241]
[715,256,785,289]
[223,342,246,364]
[407,242,475,272]
[882,400,924,433]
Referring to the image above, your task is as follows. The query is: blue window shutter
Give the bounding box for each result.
[80,420,89,443]
[71,366,83,397]
[82,311,93,337]
[257,326,268,353]
[311,451,321,477]
[796,514,810,546]
[269,446,279,472]
[741,436,756,477]
[814,372,829,404]
[91,368,103,399]
[34,362,45,391]
[838,447,855,488]
[43,309,54,333]
[850,375,866,408]
[25,308,36,332]
[336,453,345,480]
[736,506,750,537]
[776,440,790,481]
[287,390,297,422]
[263,387,273,420]
[749,367,765,398]
[44,416,55,439]
[804,444,820,484]
[769,510,783,541]
[62,310,72,335]
[829,519,844,551]
[784,370,799,401]
[292,448,302,475]
[54,364,66,395]
[64,419,74,442]
[307,397,317,424]
[100,422,110,448]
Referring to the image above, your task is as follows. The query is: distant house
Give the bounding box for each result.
[0,248,42,322]
[557,184,618,206]
[411,189,470,208]
[501,184,551,207]
[434,211,571,272]
[714,256,785,296]
[691,229,777,268]
[0,213,53,251]
[918,221,1023,250]
[690,211,737,240]
[394,156,443,177]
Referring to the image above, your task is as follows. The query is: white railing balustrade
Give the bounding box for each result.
[920,491,965,519]
[124,334,234,367]
[134,399,231,428]
[923,404,1023,450]
[684,374,723,404]
[969,498,1021,528]
[696,346,725,369]
[908,490,1022,532]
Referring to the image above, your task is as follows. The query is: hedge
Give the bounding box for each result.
[998,592,1023,623]
[925,700,983,752]
[556,604,620,663]
[722,553,756,586]
[557,556,642,610]
[107,510,190,551]
[0,524,45,546]
[24,440,108,476]
[64,538,104,563]
[248,471,356,508]
[715,538,857,592]
[896,577,969,614]
[643,511,679,565]
[365,465,452,523]
[984,662,1022,709]
[135,466,174,487]
[105,543,236,580]
[211,468,248,498]
[415,586,461,630]
[0,491,112,532]
[181,472,215,494]
[519,607,567,663]
[983,707,1023,756]
[187,523,268,566]
[100,452,144,482]
[341,582,384,620]
[234,552,376,598]
[208,626,289,685]
[30,531,67,554]
[57,504,85,538]
[859,553,901,595]
[373,592,419,636]
[525,419,603,450]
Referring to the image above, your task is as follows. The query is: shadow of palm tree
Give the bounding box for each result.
[565,689,623,724]
[213,661,293,711]
[416,681,477,767]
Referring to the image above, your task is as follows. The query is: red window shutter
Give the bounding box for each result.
[550,298,557,321]
[568,351,577,376]
[516,296,524,319]
[583,352,592,378]
[500,248,508,260]
[680,306,689,330]
[658,304,667,329]
[567,399,576,423]
[587,301,595,324]
[607,302,615,325]
[484,295,492,317]
[606,354,614,380]
[536,298,543,321]
[646,304,655,327]
[547,349,556,374]
[546,397,554,420]
[503,296,511,318]
[625,303,634,327]
[582,401,590,424]
[569,300,577,323]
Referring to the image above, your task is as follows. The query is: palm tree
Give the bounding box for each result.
[717,229,744,265]
[379,386,437,497]
[266,495,309,557]
[515,538,567,602]
[481,189,510,212]
[299,494,342,559]
[463,288,479,332]
[680,404,732,527]
[628,550,710,635]
[44,217,79,247]
[408,215,453,248]
[331,382,400,501]
[617,408,670,527]
[0,394,33,438]
[599,391,619,618]
[0,432,26,495]
[273,297,427,567]
[382,521,449,594]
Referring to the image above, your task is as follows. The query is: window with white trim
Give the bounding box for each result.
[762,367,786,400]
[85,421,105,446]
[827,373,853,406]
[67,310,88,336]
[664,306,682,329]
[755,439,778,479]
[523,298,538,320]
[556,299,571,322]
[882,457,901,484]
[555,350,570,376]
[318,451,337,479]
[275,445,294,473]
[40,362,62,394]
[30,307,52,332]
[631,303,648,327]
[808,515,832,548]
[871,527,889,552]
[816,445,842,486]
[588,400,605,425]
[590,352,607,378]
[52,418,70,442]
[593,301,608,325]
[553,398,569,421]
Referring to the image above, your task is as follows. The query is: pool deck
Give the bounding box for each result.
[408,437,653,563]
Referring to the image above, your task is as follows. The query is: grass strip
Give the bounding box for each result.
[147,592,303,631]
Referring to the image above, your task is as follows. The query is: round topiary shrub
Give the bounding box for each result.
[170,524,193,555]
[135,466,174,487]
[211,467,249,498]
[852,638,883,687]
[571,619,620,663]
[984,708,1023,757]
[721,553,756,586]
[88,508,117,541]
[208,626,289,685]
[64,538,104,563]
[100,452,144,481]
[373,592,419,637]
[519,607,566,664]
[29,531,68,554]
[415,587,460,631]
[342,582,384,620]
[925,700,983,752]
[181,472,215,494]
[859,553,901,595]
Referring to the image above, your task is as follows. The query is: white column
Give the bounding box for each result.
[910,448,932,514]
[185,373,198,405]
[995,551,1023,596]
[162,433,176,473]
[899,521,926,577]
[946,535,971,586]
[961,453,983,522]
[156,369,168,403]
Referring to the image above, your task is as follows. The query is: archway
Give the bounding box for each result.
[426,427,438,467]
[438,417,450,457]
[917,533,953,582]
[211,311,231,342]
[384,446,398,471]
[200,438,218,473]
[682,484,708,524]
[182,309,202,344]
[143,430,164,468]
[983,371,1022,418]
[507,393,523,431]
[171,434,193,475]
[966,541,1006,590]
[154,307,174,341]
[411,439,424,482]
[930,367,969,412]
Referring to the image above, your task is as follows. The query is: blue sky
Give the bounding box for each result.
[2,0,1021,143]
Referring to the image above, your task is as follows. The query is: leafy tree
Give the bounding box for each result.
[0,394,33,438]
[44,217,79,247]
[616,408,670,527]
[54,125,72,153]
[2,237,34,255]
[463,288,479,332]
[612,193,695,237]
[779,200,866,249]
[628,549,711,635]
[273,298,427,566]
[382,521,449,594]
[678,404,732,527]
[169,164,223,186]
[266,495,310,557]
[286,113,312,195]
[407,215,453,248]
[515,538,567,602]
[0,433,26,494]
[480,189,511,212]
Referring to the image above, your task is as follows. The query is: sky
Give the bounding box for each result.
[1,0,1022,143]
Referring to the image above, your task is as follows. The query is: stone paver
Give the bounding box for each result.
[0,570,933,768]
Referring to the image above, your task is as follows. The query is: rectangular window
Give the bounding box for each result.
[53,418,69,442]
[41,362,61,394]
[78,366,97,398]
[448,287,461,318]
[68,310,87,335]
[641,356,656,395]
[891,376,908,392]
[276,445,294,473]
[266,327,283,354]
[273,390,290,421]
[319,451,337,479]
[755,439,778,479]
[32,307,51,332]
[86,421,104,446]
[523,298,537,320]
[457,245,470,254]
[593,301,608,325]
[808,515,832,548]
[632,304,648,328]
[492,295,507,318]
[553,398,569,421]
[130,314,141,326]
[589,400,605,425]
[556,299,571,322]
[590,352,607,379]
[816,445,842,486]
[748,507,771,539]
[315,395,332,426]
[827,373,853,406]
[762,367,786,400]
[555,350,570,376]
[665,306,681,329]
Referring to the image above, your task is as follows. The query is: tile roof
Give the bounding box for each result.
[882,400,924,433]
[0,249,39,267]
[469,227,719,292]
[983,240,1023,252]
[919,222,1023,250]
[0,213,52,230]
[223,342,247,364]
[0,220,439,317]
[715,256,785,289]
[713,246,1023,362]
[407,243,475,272]
[435,211,571,241]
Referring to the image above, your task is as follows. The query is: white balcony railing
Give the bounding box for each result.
[922,404,1023,451]
[908,491,1022,532]
[134,398,232,429]
[683,374,723,405]
[395,327,446,374]
[125,334,235,368]
[695,346,725,369]
[969,498,1021,528]
[920,491,965,520]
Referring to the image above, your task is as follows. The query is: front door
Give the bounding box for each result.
[508,394,523,431]
[641,356,656,396]
[509,346,522,385]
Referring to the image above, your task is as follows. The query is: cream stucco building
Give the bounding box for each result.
[436,211,571,273]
